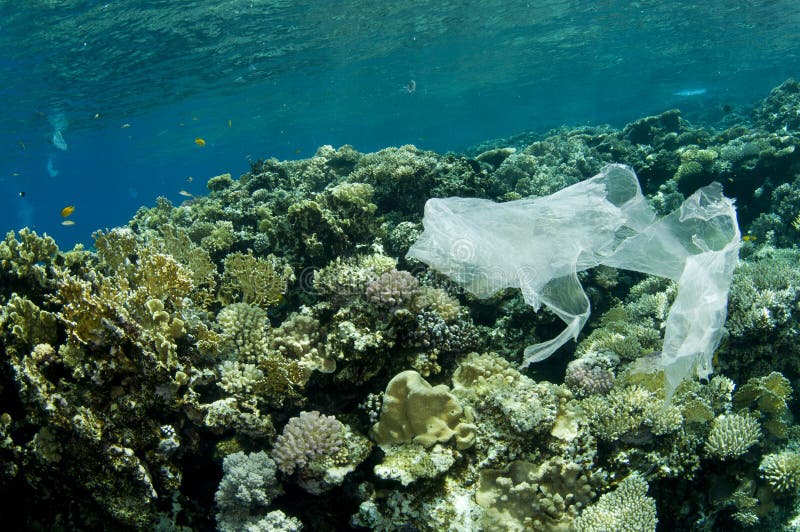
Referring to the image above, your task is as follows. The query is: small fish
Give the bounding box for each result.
[18,191,25,198]
[94,113,100,119]
[192,116,199,121]
[228,119,232,128]
[17,140,25,150]
[405,79,416,93]
[178,190,194,198]
[11,172,19,177]
[294,148,302,155]
[60,205,75,217]
[194,137,206,147]
[61,220,75,226]
[121,123,131,128]
[186,176,193,183]
[742,234,757,242]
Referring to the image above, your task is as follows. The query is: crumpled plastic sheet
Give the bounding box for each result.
[407,164,740,397]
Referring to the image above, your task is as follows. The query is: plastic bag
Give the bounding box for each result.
[407,164,740,397]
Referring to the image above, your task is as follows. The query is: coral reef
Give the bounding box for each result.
[3,78,800,530]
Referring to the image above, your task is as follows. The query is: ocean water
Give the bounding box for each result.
[2,0,800,248]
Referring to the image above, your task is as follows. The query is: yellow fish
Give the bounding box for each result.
[61,220,75,226]
[742,234,757,242]
[194,137,206,147]
[178,190,194,198]
[60,205,75,217]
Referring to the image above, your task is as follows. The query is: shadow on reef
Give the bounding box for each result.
[2,79,800,530]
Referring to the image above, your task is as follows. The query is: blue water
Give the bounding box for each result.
[2,1,800,248]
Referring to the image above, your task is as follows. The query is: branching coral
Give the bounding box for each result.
[573,475,657,532]
[704,413,761,460]
[220,251,292,309]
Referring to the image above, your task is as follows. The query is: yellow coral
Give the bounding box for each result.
[0,228,58,284]
[220,251,292,309]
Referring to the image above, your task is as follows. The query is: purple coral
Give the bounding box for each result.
[564,360,614,397]
[271,411,343,475]
[365,269,419,310]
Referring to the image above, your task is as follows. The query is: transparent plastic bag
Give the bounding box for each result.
[408,164,740,397]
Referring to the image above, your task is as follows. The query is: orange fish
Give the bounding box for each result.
[60,205,75,217]
[61,220,75,226]
[194,137,206,147]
